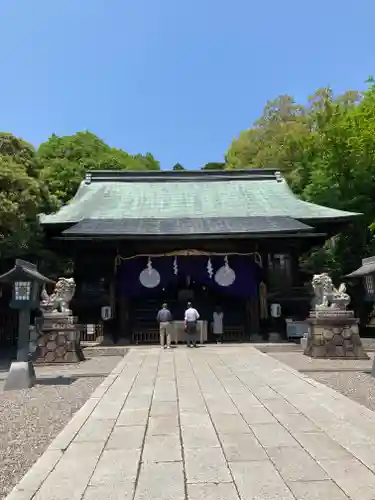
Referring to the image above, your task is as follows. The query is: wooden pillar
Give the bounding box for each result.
[118,296,130,341]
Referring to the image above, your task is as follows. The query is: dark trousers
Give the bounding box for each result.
[186,321,198,345]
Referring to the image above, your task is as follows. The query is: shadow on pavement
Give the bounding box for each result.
[36,376,77,386]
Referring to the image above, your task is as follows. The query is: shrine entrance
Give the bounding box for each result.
[115,251,262,344]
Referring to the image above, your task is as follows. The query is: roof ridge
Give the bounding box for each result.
[84,169,283,183]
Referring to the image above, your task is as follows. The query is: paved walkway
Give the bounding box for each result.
[7,346,375,500]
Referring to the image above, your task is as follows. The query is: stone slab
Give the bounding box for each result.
[288,480,350,500]
[211,413,251,434]
[89,449,141,485]
[74,418,116,443]
[274,413,321,433]
[180,410,212,427]
[117,408,149,426]
[147,415,179,435]
[293,432,352,460]
[7,345,375,500]
[267,446,328,481]
[142,433,182,462]
[82,481,135,500]
[106,425,146,450]
[187,482,240,500]
[251,423,299,448]
[241,406,277,425]
[185,447,232,483]
[220,432,268,461]
[182,425,221,449]
[150,400,178,416]
[230,460,295,500]
[33,442,104,500]
[134,462,185,500]
[318,457,375,500]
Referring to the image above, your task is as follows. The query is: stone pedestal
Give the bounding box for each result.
[34,312,85,364]
[4,361,36,390]
[304,313,368,359]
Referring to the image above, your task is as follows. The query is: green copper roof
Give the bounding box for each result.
[40,169,360,225]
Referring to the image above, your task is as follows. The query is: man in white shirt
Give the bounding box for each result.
[184,302,200,347]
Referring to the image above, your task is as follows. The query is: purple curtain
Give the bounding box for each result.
[117,255,259,298]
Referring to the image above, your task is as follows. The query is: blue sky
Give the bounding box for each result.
[0,1,372,170]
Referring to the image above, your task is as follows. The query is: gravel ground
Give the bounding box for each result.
[268,349,375,415]
[308,371,375,412]
[0,352,125,499]
[0,377,103,499]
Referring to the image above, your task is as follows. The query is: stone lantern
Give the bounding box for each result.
[0,259,54,390]
[346,256,375,301]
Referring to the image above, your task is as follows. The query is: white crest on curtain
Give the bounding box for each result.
[215,255,236,287]
[140,256,160,288]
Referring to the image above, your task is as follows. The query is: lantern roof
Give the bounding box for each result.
[346,256,375,278]
[0,259,54,284]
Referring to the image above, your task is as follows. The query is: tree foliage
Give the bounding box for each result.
[172,163,185,170]
[2,85,375,280]
[39,131,160,203]
[226,83,375,277]
[201,162,225,170]
[0,131,161,270]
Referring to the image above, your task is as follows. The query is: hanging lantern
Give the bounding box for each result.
[215,255,236,287]
[207,257,214,279]
[173,256,178,275]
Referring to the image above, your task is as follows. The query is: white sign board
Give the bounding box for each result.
[101,306,112,321]
[86,324,96,336]
[270,303,281,318]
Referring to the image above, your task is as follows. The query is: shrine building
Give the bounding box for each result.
[40,169,359,343]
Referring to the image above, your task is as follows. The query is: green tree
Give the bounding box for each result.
[201,162,225,170]
[0,138,57,267]
[38,131,160,203]
[0,133,39,177]
[172,163,185,170]
[226,84,375,276]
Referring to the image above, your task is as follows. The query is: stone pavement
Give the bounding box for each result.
[6,345,375,500]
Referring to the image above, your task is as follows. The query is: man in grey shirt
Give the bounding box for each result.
[157,303,173,349]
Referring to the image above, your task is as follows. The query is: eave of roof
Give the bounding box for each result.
[62,216,314,237]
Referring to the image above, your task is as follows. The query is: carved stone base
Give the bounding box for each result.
[35,330,85,363]
[34,313,85,364]
[304,317,369,359]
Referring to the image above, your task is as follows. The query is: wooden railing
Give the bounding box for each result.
[80,323,103,342]
[132,328,159,344]
[223,327,246,342]
[131,325,246,344]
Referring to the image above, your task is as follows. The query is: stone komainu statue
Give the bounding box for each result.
[40,277,76,314]
[311,273,350,310]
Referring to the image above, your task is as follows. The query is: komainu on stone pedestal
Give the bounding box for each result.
[35,278,85,364]
[304,273,369,359]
